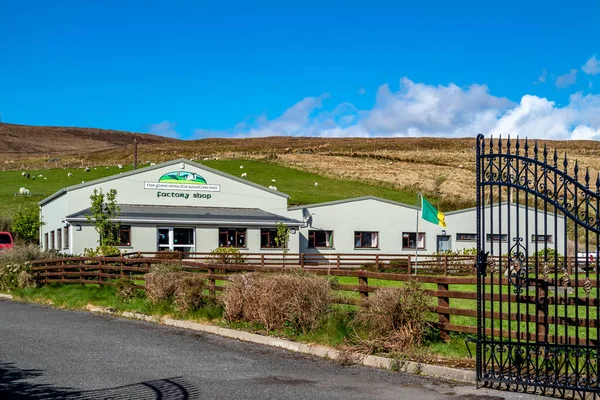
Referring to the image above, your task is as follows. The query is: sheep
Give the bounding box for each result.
[215,157,220,160]
[44,177,47,180]
[203,157,210,161]
[268,185,278,191]
[150,163,156,166]
[81,181,85,184]
[19,187,30,196]
[241,172,247,178]
[84,167,90,172]
[105,166,109,169]
[314,182,319,187]
[271,179,276,182]
[21,172,26,176]
[240,165,244,169]
[38,174,43,177]
[67,173,73,177]
[117,164,123,169]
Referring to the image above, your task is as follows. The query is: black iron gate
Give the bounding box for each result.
[476,134,599,398]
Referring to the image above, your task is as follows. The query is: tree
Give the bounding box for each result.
[86,188,120,246]
[11,205,43,244]
[274,222,290,255]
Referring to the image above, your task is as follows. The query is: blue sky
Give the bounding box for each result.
[1,0,599,140]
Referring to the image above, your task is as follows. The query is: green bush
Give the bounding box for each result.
[0,244,55,266]
[0,263,34,292]
[11,205,43,244]
[205,247,246,264]
[83,245,121,257]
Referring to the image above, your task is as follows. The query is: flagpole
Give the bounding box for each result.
[414,193,421,275]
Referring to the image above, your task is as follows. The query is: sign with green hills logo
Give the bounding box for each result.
[144,171,220,192]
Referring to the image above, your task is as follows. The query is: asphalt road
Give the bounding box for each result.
[0,300,538,400]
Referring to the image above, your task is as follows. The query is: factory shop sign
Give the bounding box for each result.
[144,171,220,192]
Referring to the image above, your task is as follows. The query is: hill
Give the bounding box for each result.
[0,123,177,160]
[4,123,600,211]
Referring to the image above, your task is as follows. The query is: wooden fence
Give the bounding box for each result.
[30,256,600,346]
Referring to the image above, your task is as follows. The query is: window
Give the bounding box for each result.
[402,232,425,249]
[50,231,55,250]
[261,228,284,248]
[63,226,69,249]
[219,228,247,248]
[308,230,333,248]
[44,233,48,250]
[116,225,131,246]
[457,233,477,241]
[158,227,195,253]
[532,234,553,243]
[486,234,508,242]
[57,229,62,250]
[354,231,378,248]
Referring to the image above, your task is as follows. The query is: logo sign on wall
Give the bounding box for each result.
[144,171,221,192]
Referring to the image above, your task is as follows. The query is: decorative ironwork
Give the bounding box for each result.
[476,134,600,398]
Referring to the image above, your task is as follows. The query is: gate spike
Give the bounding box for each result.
[498,135,502,152]
[553,149,558,167]
[507,136,511,153]
[585,167,590,188]
[543,143,548,162]
[515,137,520,154]
[524,138,529,155]
[596,173,600,194]
[534,141,539,160]
[489,135,493,153]
[563,152,568,172]
[574,160,579,179]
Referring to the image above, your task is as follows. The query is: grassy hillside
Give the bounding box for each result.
[0,160,422,217]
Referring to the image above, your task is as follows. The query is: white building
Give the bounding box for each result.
[39,158,565,257]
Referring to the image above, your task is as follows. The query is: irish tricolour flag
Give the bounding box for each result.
[421,197,446,227]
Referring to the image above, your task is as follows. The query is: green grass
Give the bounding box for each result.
[1,159,422,217]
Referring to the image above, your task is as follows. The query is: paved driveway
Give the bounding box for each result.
[0,300,538,399]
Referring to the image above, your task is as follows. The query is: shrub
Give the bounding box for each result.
[222,272,331,333]
[11,205,43,244]
[174,275,208,313]
[205,247,246,264]
[0,244,55,266]
[83,245,121,257]
[115,277,138,302]
[145,263,185,303]
[353,281,432,354]
[0,263,34,292]
[0,215,12,233]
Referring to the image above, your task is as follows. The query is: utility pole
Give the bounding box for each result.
[133,138,138,170]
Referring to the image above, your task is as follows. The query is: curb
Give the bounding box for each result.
[87,306,476,383]
[2,294,475,384]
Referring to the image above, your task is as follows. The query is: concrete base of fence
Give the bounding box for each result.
[1,293,475,384]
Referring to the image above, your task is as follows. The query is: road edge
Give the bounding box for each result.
[1,294,475,383]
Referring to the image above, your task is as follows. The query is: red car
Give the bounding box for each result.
[0,232,14,252]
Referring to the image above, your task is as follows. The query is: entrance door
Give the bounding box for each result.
[157,228,195,254]
[436,235,451,252]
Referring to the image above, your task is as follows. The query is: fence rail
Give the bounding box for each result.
[30,256,600,346]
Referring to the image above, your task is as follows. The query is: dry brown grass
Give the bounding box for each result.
[173,275,208,312]
[351,281,433,354]
[144,263,186,303]
[222,272,331,333]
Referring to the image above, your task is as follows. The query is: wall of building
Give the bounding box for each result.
[39,193,68,251]
[61,161,289,217]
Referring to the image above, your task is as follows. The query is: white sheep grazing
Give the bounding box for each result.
[85,167,90,172]
[314,182,319,187]
[21,172,26,176]
[271,179,276,182]
[117,164,123,169]
[150,163,156,166]
[19,187,30,195]
[268,185,278,191]
[215,157,220,160]
[203,157,210,161]
[38,174,43,177]
[81,181,85,183]
[44,177,47,180]
[105,166,109,169]
[67,172,73,177]
[241,172,247,178]
[240,165,244,169]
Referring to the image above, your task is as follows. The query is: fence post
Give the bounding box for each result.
[375,254,380,271]
[337,254,341,270]
[261,254,265,267]
[407,255,412,275]
[208,267,216,296]
[358,275,368,300]
[300,253,305,269]
[443,255,448,275]
[437,281,450,342]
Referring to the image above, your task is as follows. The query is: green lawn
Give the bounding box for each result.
[0,159,422,217]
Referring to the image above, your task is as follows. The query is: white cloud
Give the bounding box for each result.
[193,78,600,140]
[357,87,366,95]
[582,55,600,76]
[147,121,180,138]
[556,69,578,88]
[534,69,547,84]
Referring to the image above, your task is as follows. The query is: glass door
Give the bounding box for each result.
[157,227,195,254]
